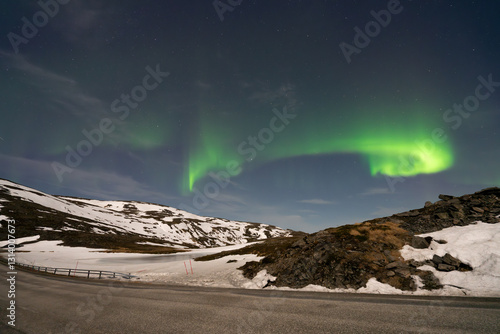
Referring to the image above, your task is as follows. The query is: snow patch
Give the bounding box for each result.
[400,222,500,296]
[242,270,276,289]
[357,278,404,294]
[0,235,40,247]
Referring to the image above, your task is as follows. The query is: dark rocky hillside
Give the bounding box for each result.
[203,187,500,291]
[376,187,500,234]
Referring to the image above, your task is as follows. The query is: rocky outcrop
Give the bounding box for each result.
[240,222,443,291]
[239,188,498,291]
[375,187,500,234]
[416,252,473,272]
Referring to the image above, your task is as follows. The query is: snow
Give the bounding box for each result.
[3,238,264,287]
[36,227,61,232]
[0,235,40,247]
[358,278,405,294]
[135,241,181,247]
[242,270,277,289]
[400,222,500,296]
[0,201,9,221]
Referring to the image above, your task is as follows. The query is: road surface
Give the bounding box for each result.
[1,264,499,333]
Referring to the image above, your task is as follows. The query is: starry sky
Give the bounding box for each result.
[1,1,499,232]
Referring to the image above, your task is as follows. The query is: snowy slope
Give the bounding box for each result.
[400,222,500,296]
[0,179,291,248]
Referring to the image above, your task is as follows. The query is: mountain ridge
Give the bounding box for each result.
[0,178,292,252]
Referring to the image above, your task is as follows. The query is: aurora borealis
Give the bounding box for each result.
[1,1,499,232]
[186,103,455,193]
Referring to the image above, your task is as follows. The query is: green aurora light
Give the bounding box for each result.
[185,105,454,193]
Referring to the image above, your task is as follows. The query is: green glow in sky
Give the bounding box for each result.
[186,111,242,193]
[185,105,454,192]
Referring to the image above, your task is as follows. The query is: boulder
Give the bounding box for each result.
[394,267,412,278]
[442,253,461,267]
[432,255,443,265]
[472,207,485,213]
[437,263,456,271]
[385,261,402,270]
[438,194,454,201]
[411,236,430,249]
[450,203,464,211]
[450,211,464,219]
[435,212,449,220]
[383,250,397,262]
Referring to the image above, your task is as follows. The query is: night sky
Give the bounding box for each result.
[1,1,499,232]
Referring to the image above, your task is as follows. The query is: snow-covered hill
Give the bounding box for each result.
[0,179,292,249]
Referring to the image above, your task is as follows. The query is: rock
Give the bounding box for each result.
[424,260,436,268]
[438,194,454,201]
[442,253,461,267]
[475,187,500,195]
[417,271,442,290]
[385,261,401,270]
[470,199,482,206]
[450,211,464,219]
[424,201,433,207]
[396,211,410,217]
[386,270,395,277]
[435,212,449,220]
[472,207,484,213]
[459,262,473,271]
[411,236,430,249]
[437,263,456,271]
[432,255,443,265]
[408,260,421,267]
[383,250,397,262]
[394,267,412,278]
[397,211,420,217]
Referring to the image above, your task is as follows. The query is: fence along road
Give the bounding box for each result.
[14,262,135,279]
[1,263,500,333]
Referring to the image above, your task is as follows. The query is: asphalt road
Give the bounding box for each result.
[1,264,499,334]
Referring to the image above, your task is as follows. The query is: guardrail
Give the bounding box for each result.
[15,262,135,279]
